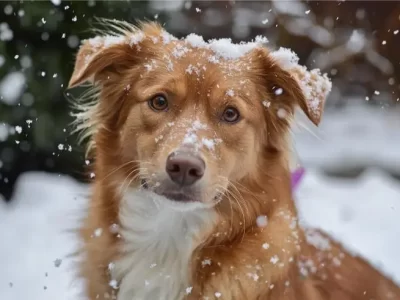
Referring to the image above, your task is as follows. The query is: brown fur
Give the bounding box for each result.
[69,21,400,300]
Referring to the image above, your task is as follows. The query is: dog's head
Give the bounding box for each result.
[69,21,331,210]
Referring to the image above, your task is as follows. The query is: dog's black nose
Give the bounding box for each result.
[166,152,205,186]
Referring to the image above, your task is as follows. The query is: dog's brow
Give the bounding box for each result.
[138,76,184,97]
[239,95,255,106]
[235,91,256,107]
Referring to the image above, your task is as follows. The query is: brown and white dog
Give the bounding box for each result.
[68,21,400,300]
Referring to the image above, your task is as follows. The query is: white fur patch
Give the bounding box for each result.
[112,189,216,300]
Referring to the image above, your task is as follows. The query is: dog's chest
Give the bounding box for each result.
[112,190,215,300]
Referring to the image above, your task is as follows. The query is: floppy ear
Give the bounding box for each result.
[68,32,145,88]
[270,47,332,126]
[68,37,131,88]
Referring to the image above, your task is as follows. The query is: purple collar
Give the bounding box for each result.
[291,167,305,190]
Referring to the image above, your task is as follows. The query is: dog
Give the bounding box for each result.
[68,20,400,300]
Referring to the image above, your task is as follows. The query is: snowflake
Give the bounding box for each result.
[93,228,103,237]
[15,126,22,134]
[226,89,235,97]
[270,255,279,265]
[202,259,212,267]
[53,258,62,267]
[109,279,118,289]
[256,215,268,228]
[274,87,283,95]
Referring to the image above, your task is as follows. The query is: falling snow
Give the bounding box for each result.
[277,108,287,119]
[270,255,280,265]
[202,259,212,267]
[108,262,115,271]
[0,72,26,105]
[93,228,103,237]
[262,100,271,108]
[256,215,268,228]
[109,279,118,289]
[274,87,283,95]
[304,229,331,251]
[109,223,120,234]
[15,126,22,134]
[226,89,235,97]
[0,23,13,41]
[53,259,62,267]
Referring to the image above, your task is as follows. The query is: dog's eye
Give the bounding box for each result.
[222,107,240,123]
[149,95,168,111]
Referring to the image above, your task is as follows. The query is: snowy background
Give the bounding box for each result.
[1,103,400,300]
[0,1,399,299]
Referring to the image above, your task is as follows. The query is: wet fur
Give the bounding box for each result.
[69,21,400,300]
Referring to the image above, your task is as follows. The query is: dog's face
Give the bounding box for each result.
[120,51,266,207]
[69,22,330,209]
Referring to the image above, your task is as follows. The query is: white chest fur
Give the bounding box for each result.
[112,190,216,300]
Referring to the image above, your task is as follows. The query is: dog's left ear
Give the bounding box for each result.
[258,47,332,126]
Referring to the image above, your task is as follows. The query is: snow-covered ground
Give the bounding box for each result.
[297,168,400,284]
[0,173,88,300]
[293,102,400,175]
[0,104,399,299]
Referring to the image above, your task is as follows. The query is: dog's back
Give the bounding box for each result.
[289,231,400,300]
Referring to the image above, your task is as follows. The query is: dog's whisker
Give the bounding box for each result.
[223,187,247,243]
[118,167,144,199]
[216,184,234,236]
[228,182,251,219]
[99,160,152,184]
[99,160,137,183]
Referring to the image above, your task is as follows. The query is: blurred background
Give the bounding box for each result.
[0,1,400,299]
[0,0,400,200]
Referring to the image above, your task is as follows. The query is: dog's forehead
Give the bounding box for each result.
[165,40,257,75]
[141,41,260,102]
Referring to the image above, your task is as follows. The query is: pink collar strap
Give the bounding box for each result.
[291,167,305,190]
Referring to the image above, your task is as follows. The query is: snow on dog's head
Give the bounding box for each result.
[271,47,332,125]
[68,20,331,208]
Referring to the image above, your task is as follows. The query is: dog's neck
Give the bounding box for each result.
[186,162,302,296]
[109,161,299,300]
[111,189,217,300]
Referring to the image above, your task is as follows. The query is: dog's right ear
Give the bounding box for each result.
[68,32,145,88]
[68,21,167,88]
